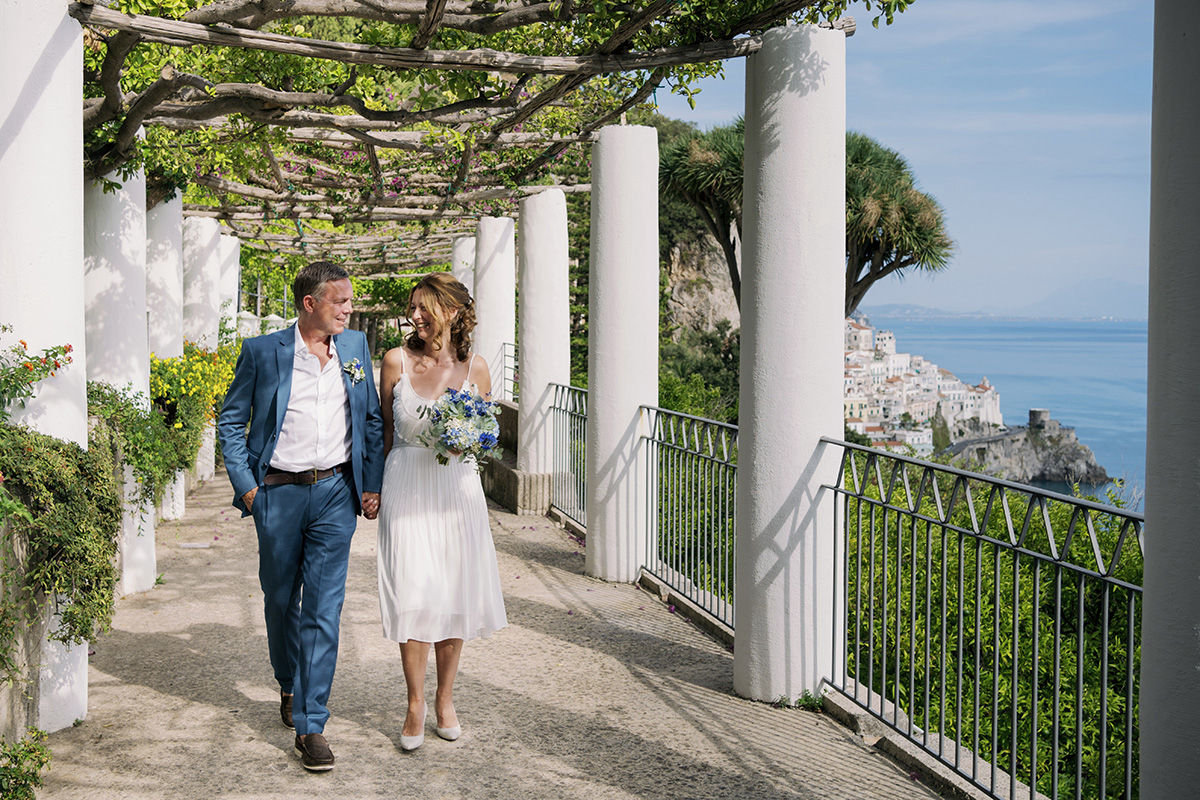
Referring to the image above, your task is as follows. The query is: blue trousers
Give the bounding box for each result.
[251,472,357,735]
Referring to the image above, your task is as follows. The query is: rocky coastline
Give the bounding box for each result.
[947,409,1108,484]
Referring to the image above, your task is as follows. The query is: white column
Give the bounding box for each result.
[473,217,516,388]
[452,236,476,297]
[182,217,220,481]
[182,217,221,350]
[261,314,288,333]
[517,189,570,474]
[0,2,87,446]
[0,0,88,734]
[585,125,659,582]
[147,196,187,520]
[85,173,149,394]
[147,196,184,359]
[734,25,846,700]
[1142,1,1200,794]
[218,233,241,333]
[236,310,260,338]
[84,168,157,597]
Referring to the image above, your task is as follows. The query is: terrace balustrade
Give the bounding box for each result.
[547,387,1145,800]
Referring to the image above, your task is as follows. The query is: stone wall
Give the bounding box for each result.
[480,400,551,515]
[0,519,47,743]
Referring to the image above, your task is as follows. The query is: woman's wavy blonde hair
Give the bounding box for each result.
[403,272,476,361]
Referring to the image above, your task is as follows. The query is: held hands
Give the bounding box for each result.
[362,491,381,519]
[244,487,380,518]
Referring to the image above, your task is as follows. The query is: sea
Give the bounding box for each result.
[862,313,1148,506]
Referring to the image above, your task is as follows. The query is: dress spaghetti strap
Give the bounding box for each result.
[465,353,478,388]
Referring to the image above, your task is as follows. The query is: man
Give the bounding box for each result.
[218,261,384,771]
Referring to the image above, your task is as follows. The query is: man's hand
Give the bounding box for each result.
[242,486,258,512]
[362,491,380,520]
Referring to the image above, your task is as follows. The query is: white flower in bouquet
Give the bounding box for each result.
[418,387,502,470]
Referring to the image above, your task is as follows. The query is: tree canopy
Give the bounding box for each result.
[69,0,915,275]
[658,123,952,314]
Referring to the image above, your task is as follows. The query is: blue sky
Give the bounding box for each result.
[652,0,1153,318]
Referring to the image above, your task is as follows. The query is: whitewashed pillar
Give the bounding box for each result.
[473,217,516,393]
[182,217,221,481]
[452,236,476,297]
[0,0,88,734]
[734,25,846,700]
[585,125,659,582]
[147,195,187,520]
[517,189,570,477]
[183,217,221,348]
[1143,0,1200,794]
[236,310,260,338]
[84,166,158,598]
[218,233,241,332]
[147,196,185,360]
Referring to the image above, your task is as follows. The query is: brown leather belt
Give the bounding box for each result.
[263,463,349,486]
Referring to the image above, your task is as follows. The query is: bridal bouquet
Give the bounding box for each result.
[418,387,502,470]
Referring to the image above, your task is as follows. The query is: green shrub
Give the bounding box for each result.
[0,728,50,800]
[0,423,121,678]
[87,382,182,506]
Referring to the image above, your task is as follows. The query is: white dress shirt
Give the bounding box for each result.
[270,325,352,472]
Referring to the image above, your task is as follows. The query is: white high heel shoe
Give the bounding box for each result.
[399,702,427,751]
[435,708,461,741]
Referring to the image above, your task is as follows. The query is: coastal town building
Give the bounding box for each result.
[844,318,1002,455]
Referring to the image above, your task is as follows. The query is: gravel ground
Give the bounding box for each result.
[36,472,944,800]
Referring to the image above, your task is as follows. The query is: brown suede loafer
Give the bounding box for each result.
[280,692,294,729]
[294,733,334,771]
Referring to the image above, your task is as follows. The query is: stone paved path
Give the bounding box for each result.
[37,472,944,800]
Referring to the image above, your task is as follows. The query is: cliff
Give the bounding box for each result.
[947,409,1108,484]
[663,233,739,334]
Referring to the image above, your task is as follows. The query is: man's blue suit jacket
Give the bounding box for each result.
[217,325,385,517]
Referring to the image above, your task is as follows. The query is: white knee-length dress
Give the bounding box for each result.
[376,357,508,642]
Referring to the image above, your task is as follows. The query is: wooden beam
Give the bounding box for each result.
[411,0,449,49]
[487,0,674,137]
[186,204,478,221]
[70,3,764,76]
[183,0,566,36]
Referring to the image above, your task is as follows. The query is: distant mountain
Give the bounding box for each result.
[1016,281,1147,321]
[859,304,997,320]
[862,282,1149,322]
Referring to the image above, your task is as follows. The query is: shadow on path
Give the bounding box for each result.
[37,473,943,800]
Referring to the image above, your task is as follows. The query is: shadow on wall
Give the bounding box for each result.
[84,182,150,392]
[749,32,830,182]
[0,14,79,162]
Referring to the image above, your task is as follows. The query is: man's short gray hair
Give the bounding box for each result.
[292,261,350,312]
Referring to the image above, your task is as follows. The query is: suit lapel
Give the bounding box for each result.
[274,326,296,433]
[334,332,362,427]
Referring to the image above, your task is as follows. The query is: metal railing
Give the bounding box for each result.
[641,406,737,629]
[536,388,1144,798]
[823,439,1143,800]
[548,383,587,528]
[500,341,518,402]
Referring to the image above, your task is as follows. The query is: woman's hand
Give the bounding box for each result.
[362,491,380,519]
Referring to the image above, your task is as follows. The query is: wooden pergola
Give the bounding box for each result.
[72,0,854,270]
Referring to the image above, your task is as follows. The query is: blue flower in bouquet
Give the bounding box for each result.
[418,387,502,470]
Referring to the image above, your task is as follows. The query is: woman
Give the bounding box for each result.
[376,273,508,751]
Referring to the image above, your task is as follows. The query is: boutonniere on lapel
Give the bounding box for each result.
[342,357,365,385]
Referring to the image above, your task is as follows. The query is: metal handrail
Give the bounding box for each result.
[547,383,587,528]
[500,341,518,402]
[640,405,737,629]
[536,394,1143,799]
[823,438,1142,800]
